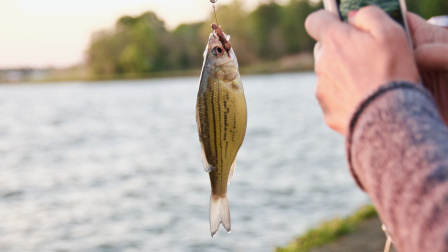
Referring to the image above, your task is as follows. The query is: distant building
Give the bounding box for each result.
[6,71,22,83]
[0,68,49,83]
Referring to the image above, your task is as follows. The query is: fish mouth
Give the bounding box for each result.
[208,35,225,57]
[204,24,239,80]
[209,24,231,55]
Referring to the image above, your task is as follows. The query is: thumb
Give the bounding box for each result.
[305,9,344,41]
[407,13,429,38]
[406,13,445,46]
[415,44,448,71]
[349,5,404,39]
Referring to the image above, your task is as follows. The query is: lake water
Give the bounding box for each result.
[0,73,369,252]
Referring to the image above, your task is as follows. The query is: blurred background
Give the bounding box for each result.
[0,0,446,251]
[1,0,446,81]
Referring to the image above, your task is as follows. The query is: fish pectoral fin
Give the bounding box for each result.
[227,157,237,185]
[210,195,231,238]
[201,144,216,173]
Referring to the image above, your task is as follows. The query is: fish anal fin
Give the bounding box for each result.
[201,143,216,173]
[210,195,231,238]
[196,104,215,173]
[227,157,237,185]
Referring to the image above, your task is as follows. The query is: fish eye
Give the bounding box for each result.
[211,46,224,57]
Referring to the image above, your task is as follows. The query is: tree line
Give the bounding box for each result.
[86,0,447,77]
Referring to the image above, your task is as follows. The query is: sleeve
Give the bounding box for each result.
[346,81,448,252]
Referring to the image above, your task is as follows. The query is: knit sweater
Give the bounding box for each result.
[347,82,448,252]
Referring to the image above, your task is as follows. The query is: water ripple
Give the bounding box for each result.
[0,74,368,252]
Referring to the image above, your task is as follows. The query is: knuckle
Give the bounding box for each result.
[362,5,381,15]
[358,5,383,20]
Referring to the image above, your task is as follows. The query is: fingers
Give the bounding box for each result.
[349,6,404,39]
[406,12,428,40]
[415,44,448,71]
[313,42,322,62]
[315,76,347,136]
[406,12,448,47]
[305,9,344,41]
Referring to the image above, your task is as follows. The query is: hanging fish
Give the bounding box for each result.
[196,24,247,237]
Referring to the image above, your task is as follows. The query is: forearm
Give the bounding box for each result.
[347,82,448,252]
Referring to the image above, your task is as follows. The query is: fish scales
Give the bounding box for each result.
[200,77,246,196]
[196,24,247,237]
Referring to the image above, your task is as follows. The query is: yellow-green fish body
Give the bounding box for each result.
[196,25,247,237]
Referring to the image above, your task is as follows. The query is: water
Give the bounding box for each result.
[0,73,368,252]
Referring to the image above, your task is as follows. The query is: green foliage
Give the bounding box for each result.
[282,0,322,54]
[87,30,120,75]
[250,1,285,59]
[87,11,178,76]
[119,44,149,73]
[86,0,446,77]
[407,0,448,19]
[173,23,204,69]
[276,205,377,252]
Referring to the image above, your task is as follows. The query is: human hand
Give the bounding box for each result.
[407,13,448,125]
[305,6,420,136]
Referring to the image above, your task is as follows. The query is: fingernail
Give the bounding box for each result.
[348,10,358,22]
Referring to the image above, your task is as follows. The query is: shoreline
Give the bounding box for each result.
[276,205,397,252]
[0,53,314,84]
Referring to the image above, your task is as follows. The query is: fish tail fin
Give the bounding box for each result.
[210,194,231,237]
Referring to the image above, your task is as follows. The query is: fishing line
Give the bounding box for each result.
[211,0,219,26]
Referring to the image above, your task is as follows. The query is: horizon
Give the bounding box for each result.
[0,0,277,69]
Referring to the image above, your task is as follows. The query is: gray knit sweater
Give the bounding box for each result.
[347,82,448,252]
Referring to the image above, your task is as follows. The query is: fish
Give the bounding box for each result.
[196,24,247,237]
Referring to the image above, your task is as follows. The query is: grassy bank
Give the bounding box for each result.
[240,53,314,75]
[276,205,378,252]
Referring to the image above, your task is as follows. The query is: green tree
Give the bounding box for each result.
[87,30,120,76]
[418,0,448,19]
[249,1,286,59]
[87,11,178,76]
[118,44,150,73]
[115,12,172,72]
[282,0,322,54]
[173,22,204,69]
[382,0,447,20]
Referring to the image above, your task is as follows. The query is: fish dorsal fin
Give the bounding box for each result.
[201,143,216,173]
[227,157,237,185]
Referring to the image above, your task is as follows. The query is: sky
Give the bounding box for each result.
[0,0,280,69]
